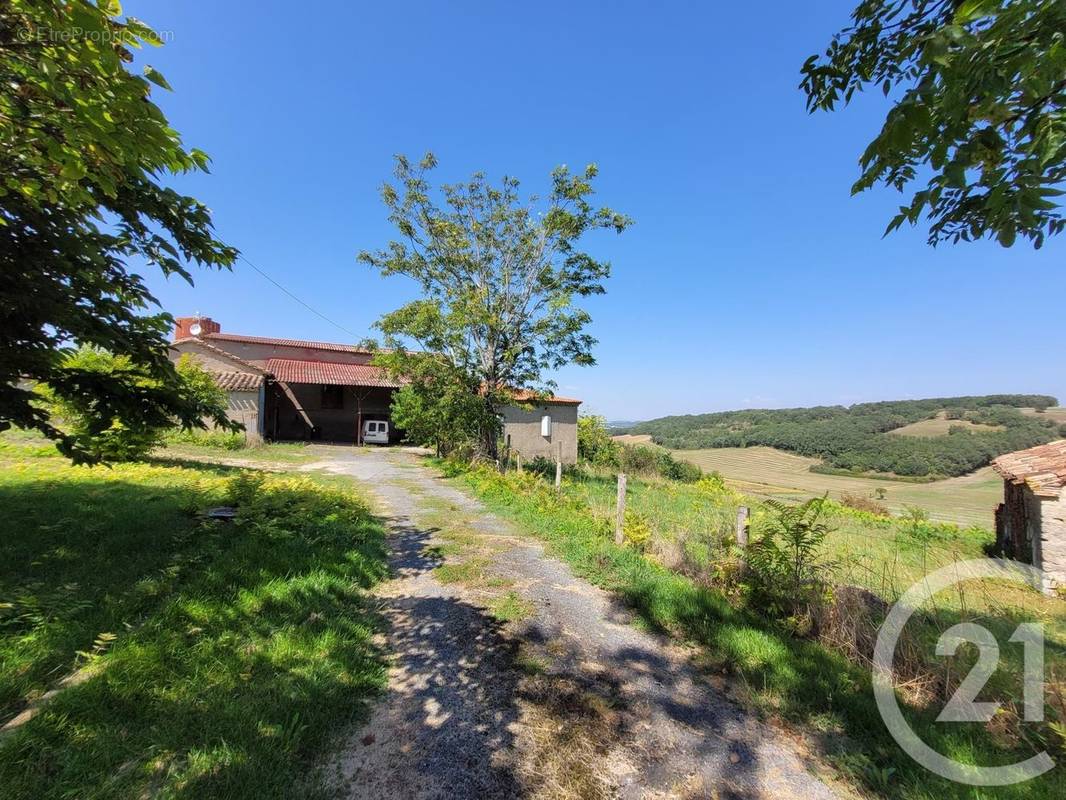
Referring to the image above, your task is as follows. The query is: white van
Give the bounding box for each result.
[361,420,389,445]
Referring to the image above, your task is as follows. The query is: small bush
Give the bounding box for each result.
[840,493,889,516]
[622,509,652,551]
[165,429,248,451]
[898,504,948,543]
[615,444,702,483]
[522,455,584,479]
[746,497,836,630]
[618,444,659,474]
[577,414,619,466]
[655,450,702,482]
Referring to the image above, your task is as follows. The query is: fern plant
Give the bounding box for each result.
[746,496,836,627]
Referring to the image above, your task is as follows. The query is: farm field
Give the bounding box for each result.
[886,411,1002,437]
[672,445,1001,527]
[1022,406,1066,422]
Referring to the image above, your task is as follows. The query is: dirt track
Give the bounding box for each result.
[311,447,840,800]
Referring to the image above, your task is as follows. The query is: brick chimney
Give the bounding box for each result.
[173,316,221,341]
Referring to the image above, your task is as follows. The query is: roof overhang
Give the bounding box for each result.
[992,440,1066,497]
[265,358,401,388]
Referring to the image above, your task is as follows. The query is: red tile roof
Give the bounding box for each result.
[266,358,401,388]
[992,440,1066,497]
[203,332,376,354]
[508,388,582,405]
[212,372,265,391]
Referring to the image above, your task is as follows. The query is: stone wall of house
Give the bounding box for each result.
[501,402,579,464]
[995,481,1030,560]
[1036,490,1066,595]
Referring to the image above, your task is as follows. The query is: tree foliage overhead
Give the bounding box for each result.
[0,1,236,461]
[802,0,1066,247]
[630,394,1059,477]
[360,153,630,457]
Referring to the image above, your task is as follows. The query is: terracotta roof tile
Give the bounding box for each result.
[992,440,1066,496]
[212,372,264,391]
[204,332,376,355]
[266,358,401,388]
[508,388,582,405]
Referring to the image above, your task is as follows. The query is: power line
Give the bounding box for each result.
[238,253,360,340]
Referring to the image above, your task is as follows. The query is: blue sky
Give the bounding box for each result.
[136,1,1066,421]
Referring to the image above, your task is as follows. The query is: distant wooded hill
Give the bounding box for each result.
[626,395,1063,478]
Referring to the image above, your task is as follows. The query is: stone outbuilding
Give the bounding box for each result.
[992,440,1066,595]
[168,315,581,463]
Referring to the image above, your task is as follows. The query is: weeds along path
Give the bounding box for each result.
[306,447,841,800]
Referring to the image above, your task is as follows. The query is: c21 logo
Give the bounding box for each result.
[873,559,1055,786]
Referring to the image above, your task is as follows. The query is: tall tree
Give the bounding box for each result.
[0,1,237,461]
[379,352,488,458]
[801,0,1066,247]
[360,154,630,459]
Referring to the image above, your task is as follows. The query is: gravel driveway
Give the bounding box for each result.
[308,447,841,800]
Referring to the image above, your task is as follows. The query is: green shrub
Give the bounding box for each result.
[615,444,702,482]
[622,508,652,550]
[42,349,234,462]
[619,444,659,474]
[746,497,835,629]
[655,450,702,482]
[165,429,248,451]
[577,414,619,466]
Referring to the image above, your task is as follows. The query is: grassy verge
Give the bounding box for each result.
[0,437,388,799]
[438,459,1065,800]
[159,432,316,465]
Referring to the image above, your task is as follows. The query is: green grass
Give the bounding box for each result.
[488,591,536,623]
[674,446,1003,526]
[159,437,317,465]
[440,459,1066,800]
[0,437,388,800]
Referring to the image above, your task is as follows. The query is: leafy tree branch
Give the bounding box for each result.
[0,1,236,461]
[802,0,1066,247]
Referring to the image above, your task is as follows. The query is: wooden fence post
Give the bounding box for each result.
[516,453,522,473]
[615,473,627,545]
[555,458,562,491]
[735,506,749,549]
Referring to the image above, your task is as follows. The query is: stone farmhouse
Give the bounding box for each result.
[168,316,580,463]
[992,439,1066,595]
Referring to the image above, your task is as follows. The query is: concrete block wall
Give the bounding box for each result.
[501,402,578,464]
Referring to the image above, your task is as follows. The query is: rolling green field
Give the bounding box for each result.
[1022,406,1066,423]
[672,446,1002,527]
[627,395,1059,478]
[886,412,1003,437]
